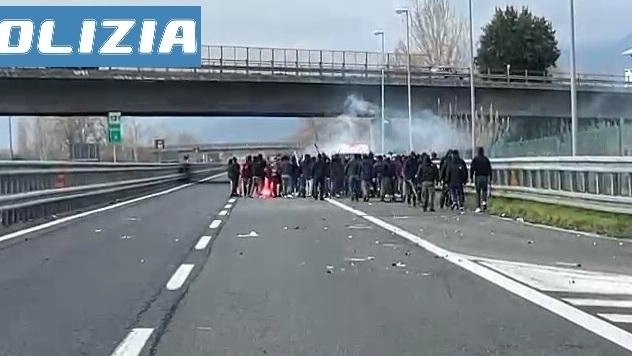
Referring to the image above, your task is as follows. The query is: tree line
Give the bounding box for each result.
[15,116,200,161]
[397,0,560,75]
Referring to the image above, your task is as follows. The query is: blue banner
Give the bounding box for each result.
[0,6,201,68]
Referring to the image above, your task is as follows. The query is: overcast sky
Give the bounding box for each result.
[5,1,632,149]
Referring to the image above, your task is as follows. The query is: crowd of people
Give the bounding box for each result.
[227,147,493,212]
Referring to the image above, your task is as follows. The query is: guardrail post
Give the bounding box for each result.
[295,49,299,76]
[595,173,600,194]
[246,49,249,75]
[364,52,368,78]
[342,52,346,78]
[319,50,323,77]
[525,69,528,83]
[271,50,275,75]
[219,46,223,74]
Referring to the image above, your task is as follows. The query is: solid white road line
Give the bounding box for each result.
[166,264,195,290]
[195,235,213,250]
[228,198,236,203]
[209,220,221,229]
[565,299,632,308]
[111,328,154,356]
[224,204,232,209]
[218,210,228,216]
[599,314,632,324]
[0,172,227,245]
[326,198,632,352]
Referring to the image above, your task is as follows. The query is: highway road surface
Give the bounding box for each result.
[2,177,632,355]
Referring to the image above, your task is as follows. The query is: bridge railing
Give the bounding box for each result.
[483,156,632,214]
[0,161,225,229]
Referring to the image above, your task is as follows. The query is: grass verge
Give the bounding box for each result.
[465,194,632,239]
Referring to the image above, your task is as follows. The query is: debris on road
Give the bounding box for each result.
[120,235,134,240]
[619,242,624,246]
[284,226,288,230]
[555,262,582,268]
[500,213,507,217]
[347,235,353,239]
[367,256,375,261]
[592,241,597,246]
[174,238,180,242]
[197,326,212,331]
[239,251,244,256]
[293,226,300,230]
[323,226,329,231]
[516,217,525,223]
[393,216,409,220]
[344,257,373,262]
[418,272,432,277]
[94,228,103,233]
[340,267,346,272]
[126,217,140,221]
[404,251,411,256]
[392,262,406,268]
[348,224,372,230]
[236,231,259,238]
[326,265,334,274]
[527,240,534,245]
[139,258,145,264]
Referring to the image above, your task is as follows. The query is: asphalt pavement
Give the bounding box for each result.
[0,177,229,356]
[150,196,629,356]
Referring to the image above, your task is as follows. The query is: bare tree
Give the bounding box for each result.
[395,0,468,67]
[445,102,511,150]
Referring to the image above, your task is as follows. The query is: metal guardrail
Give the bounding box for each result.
[1,45,630,91]
[0,161,225,229]
[483,156,632,214]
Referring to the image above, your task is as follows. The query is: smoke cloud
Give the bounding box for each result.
[301,94,468,155]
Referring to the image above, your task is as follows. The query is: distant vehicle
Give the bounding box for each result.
[430,66,463,80]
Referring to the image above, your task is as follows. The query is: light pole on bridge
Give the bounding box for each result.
[569,0,578,156]
[396,8,413,152]
[373,30,386,154]
[468,0,477,159]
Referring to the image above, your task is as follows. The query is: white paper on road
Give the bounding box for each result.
[478,258,632,295]
[236,231,259,238]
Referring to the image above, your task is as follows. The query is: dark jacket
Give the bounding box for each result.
[330,159,345,179]
[345,159,362,177]
[417,160,439,183]
[470,155,492,180]
[404,157,419,180]
[302,159,314,179]
[446,158,468,187]
[228,162,240,179]
[253,159,266,178]
[382,160,395,178]
[373,161,385,177]
[311,159,327,180]
[360,159,374,181]
[280,160,293,176]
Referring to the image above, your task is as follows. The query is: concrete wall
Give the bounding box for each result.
[1,77,632,119]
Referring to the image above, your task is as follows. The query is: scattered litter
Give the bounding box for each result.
[555,262,582,268]
[419,228,424,232]
[344,257,371,262]
[323,226,329,231]
[340,267,346,272]
[51,214,58,219]
[527,240,534,245]
[126,217,140,221]
[284,226,288,230]
[326,265,334,274]
[404,251,411,256]
[619,242,624,246]
[321,217,327,221]
[367,256,375,261]
[516,217,525,223]
[326,265,334,270]
[120,235,134,240]
[348,224,372,230]
[94,229,103,233]
[347,235,353,239]
[197,326,212,331]
[174,238,180,243]
[500,213,506,217]
[392,262,406,268]
[418,272,432,277]
[393,216,409,220]
[592,241,597,246]
[293,226,300,230]
[375,240,380,245]
[368,202,373,206]
[460,211,465,215]
[139,258,145,263]
[236,231,259,238]
[380,243,397,248]
[405,270,409,274]
[455,217,460,222]
[569,279,576,284]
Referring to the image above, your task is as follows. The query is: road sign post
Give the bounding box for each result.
[108,112,122,162]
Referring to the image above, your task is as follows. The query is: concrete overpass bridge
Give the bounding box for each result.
[1,44,631,119]
[150,141,301,162]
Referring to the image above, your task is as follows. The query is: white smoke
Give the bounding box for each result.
[301,95,468,156]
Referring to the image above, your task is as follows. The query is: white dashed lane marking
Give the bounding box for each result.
[194,235,213,250]
[209,220,221,229]
[228,198,236,203]
[111,328,154,356]
[166,264,195,291]
[224,204,232,209]
[218,210,228,216]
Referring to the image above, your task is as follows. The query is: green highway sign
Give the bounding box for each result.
[107,112,122,144]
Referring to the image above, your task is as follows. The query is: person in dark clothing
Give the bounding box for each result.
[445,150,468,210]
[439,150,452,209]
[403,152,419,206]
[280,155,294,197]
[381,156,395,202]
[290,155,300,197]
[311,154,328,200]
[470,147,493,211]
[373,156,384,198]
[417,154,439,212]
[227,157,241,197]
[300,154,312,198]
[345,154,362,201]
[330,155,345,197]
[241,155,254,197]
[360,154,374,201]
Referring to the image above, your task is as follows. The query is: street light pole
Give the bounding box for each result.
[8,116,13,160]
[374,30,386,154]
[396,8,413,152]
[468,0,476,159]
[569,0,578,156]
